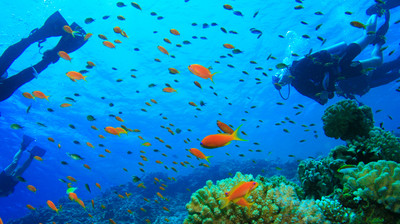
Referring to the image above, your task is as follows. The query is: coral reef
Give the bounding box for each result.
[322,100,373,140]
[184,172,329,224]
[316,196,356,223]
[342,160,400,214]
[330,127,400,164]
[297,157,343,199]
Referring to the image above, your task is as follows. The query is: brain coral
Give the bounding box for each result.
[184,172,330,224]
[322,100,373,140]
[342,160,400,213]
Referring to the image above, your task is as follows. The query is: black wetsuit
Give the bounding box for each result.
[0,171,18,197]
[289,43,363,105]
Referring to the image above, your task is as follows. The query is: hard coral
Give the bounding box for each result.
[322,100,373,141]
[184,172,329,224]
[342,160,400,213]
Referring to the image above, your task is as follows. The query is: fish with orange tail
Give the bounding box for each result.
[200,125,246,148]
[219,181,258,209]
[217,120,234,134]
[189,148,213,163]
[47,200,60,214]
[188,64,218,83]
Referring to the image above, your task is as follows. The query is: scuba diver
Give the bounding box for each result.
[0,11,87,102]
[0,135,46,197]
[272,1,400,105]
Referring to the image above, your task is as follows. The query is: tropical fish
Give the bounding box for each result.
[201,125,246,148]
[131,2,142,10]
[66,71,86,82]
[170,29,180,35]
[26,204,36,210]
[22,92,35,100]
[63,25,78,37]
[60,103,72,108]
[103,41,116,48]
[337,164,357,174]
[66,153,84,160]
[157,46,169,55]
[162,87,177,93]
[47,200,59,214]
[350,21,366,29]
[105,127,120,136]
[168,68,179,74]
[27,185,37,193]
[84,33,92,41]
[217,120,234,134]
[223,43,235,49]
[189,148,213,163]
[32,91,50,100]
[58,51,72,62]
[10,124,23,130]
[188,64,218,83]
[219,181,258,209]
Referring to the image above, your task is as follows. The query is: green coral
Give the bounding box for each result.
[184,172,329,224]
[322,100,373,140]
[316,196,356,223]
[330,127,400,164]
[298,157,343,199]
[342,160,400,213]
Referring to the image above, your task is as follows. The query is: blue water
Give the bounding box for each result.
[0,0,399,222]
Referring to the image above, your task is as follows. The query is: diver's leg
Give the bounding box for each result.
[322,41,348,56]
[369,69,400,88]
[3,149,24,175]
[12,155,34,177]
[0,23,87,102]
[354,14,377,50]
[359,44,383,69]
[0,11,68,76]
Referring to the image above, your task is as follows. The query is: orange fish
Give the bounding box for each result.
[99,154,106,158]
[168,68,179,74]
[115,127,127,135]
[26,204,36,210]
[87,61,95,67]
[217,120,234,134]
[142,142,151,146]
[170,29,180,35]
[114,39,122,44]
[91,200,95,209]
[189,102,197,107]
[223,43,235,49]
[27,185,37,193]
[234,197,254,210]
[58,51,72,61]
[350,21,366,29]
[60,103,72,108]
[77,199,85,209]
[48,137,55,142]
[67,176,77,182]
[101,204,106,209]
[109,219,116,224]
[98,34,108,40]
[162,87,177,93]
[151,99,158,104]
[105,149,111,153]
[164,38,171,44]
[121,30,129,38]
[155,160,163,164]
[157,192,165,200]
[189,148,213,163]
[113,26,122,33]
[103,41,116,48]
[22,92,35,100]
[219,181,258,209]
[223,4,233,10]
[188,64,218,83]
[91,125,98,130]
[66,71,86,82]
[33,156,43,161]
[200,125,246,148]
[47,200,59,214]
[63,25,78,37]
[105,127,120,136]
[68,192,78,201]
[96,183,101,189]
[32,91,50,100]
[84,33,92,41]
[157,46,169,55]
[86,142,94,148]
[115,116,124,122]
[84,164,91,170]
[163,206,170,212]
[99,135,106,139]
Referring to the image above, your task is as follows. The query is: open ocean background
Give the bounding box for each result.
[0,0,399,222]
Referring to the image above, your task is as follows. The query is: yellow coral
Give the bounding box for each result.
[343,160,400,213]
[184,172,330,224]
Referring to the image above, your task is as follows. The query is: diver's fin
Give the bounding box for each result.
[28,11,68,43]
[21,135,36,150]
[29,146,46,157]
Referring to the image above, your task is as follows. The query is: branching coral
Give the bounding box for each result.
[322,100,373,140]
[184,172,329,224]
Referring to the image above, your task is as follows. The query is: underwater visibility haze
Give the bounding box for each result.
[0,0,400,223]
